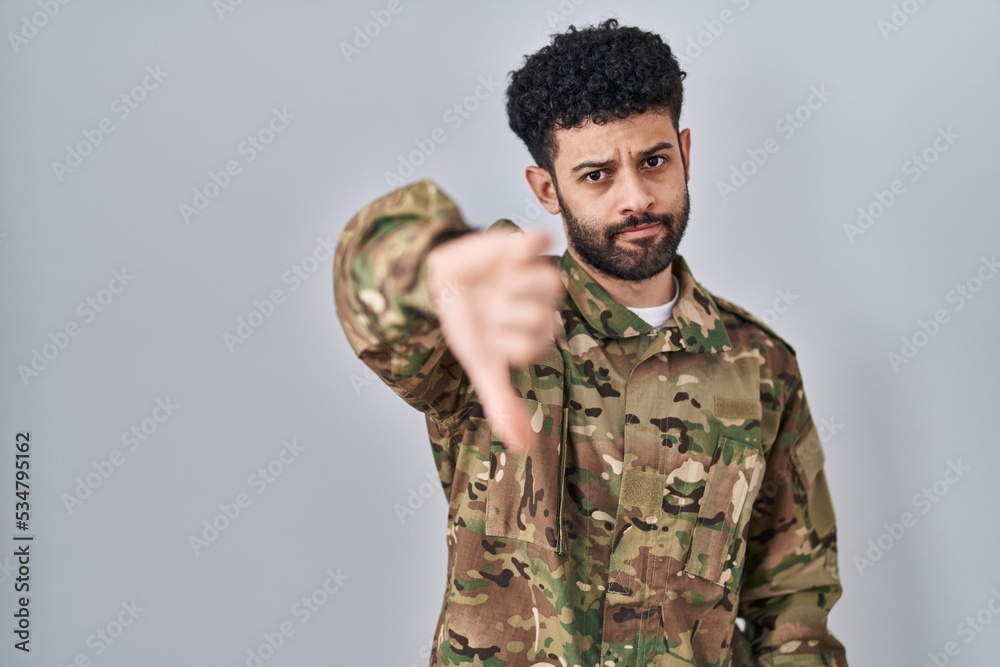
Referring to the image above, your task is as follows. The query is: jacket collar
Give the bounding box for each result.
[559,249,733,353]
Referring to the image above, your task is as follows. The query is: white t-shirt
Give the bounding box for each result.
[624,274,680,328]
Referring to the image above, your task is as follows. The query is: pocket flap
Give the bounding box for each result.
[485,398,568,553]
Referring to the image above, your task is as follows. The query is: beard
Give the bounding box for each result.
[555,179,690,282]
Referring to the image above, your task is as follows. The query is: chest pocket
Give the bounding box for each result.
[680,434,765,590]
[485,397,569,554]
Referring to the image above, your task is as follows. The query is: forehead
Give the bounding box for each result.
[551,110,676,167]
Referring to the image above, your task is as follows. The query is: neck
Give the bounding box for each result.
[569,247,677,308]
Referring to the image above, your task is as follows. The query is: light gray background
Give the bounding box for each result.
[1,1,997,665]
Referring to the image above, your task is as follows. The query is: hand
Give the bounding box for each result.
[426,228,565,453]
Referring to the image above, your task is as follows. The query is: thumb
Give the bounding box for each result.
[465,356,536,454]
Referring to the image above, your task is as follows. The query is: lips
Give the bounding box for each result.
[616,222,660,236]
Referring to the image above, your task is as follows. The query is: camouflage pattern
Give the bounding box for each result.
[333,179,848,666]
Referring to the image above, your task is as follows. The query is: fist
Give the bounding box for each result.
[426,227,565,453]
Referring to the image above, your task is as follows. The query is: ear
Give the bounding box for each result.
[525,165,561,215]
[678,127,691,182]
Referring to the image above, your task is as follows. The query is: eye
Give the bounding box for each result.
[644,156,666,168]
[584,170,606,183]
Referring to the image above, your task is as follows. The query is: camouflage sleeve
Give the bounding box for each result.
[738,355,849,666]
[332,178,475,425]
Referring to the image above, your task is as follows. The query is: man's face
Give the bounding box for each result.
[548,110,690,282]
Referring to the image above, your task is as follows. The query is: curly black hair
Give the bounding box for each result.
[505,18,687,173]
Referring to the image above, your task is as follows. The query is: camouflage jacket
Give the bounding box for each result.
[333,179,848,667]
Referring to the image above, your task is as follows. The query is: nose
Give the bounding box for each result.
[616,168,655,218]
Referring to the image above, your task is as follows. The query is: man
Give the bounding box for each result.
[334,18,848,667]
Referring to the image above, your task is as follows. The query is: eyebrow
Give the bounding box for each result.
[570,141,675,173]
